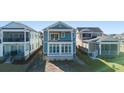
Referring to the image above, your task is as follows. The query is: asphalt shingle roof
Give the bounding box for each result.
[43,21,74,30]
[83,36,119,43]
[77,27,103,32]
[1,21,36,31]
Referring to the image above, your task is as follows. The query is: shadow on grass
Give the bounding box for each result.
[76,48,115,72]
[100,52,124,66]
[50,60,91,72]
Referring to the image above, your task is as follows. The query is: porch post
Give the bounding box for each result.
[117,43,120,55]
[24,30,26,56]
[59,44,61,56]
[99,43,101,55]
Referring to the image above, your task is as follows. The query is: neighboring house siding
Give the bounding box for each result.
[73,42,76,54]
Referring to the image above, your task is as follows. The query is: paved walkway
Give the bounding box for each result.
[45,61,64,72]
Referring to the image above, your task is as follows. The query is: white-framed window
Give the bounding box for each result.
[49,44,59,54]
[61,32,65,38]
[61,44,72,53]
[50,33,59,40]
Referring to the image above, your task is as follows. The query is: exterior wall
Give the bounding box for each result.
[60,32,71,41]
[43,31,48,54]
[43,43,48,54]
[76,31,83,47]
[24,30,42,58]
[73,31,76,54]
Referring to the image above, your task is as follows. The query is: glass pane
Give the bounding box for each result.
[69,44,71,53]
[61,44,64,53]
[57,44,59,53]
[65,44,68,53]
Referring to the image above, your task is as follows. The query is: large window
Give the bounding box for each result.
[49,44,72,55]
[50,33,59,41]
[83,33,91,37]
[26,32,30,41]
[3,32,24,42]
[49,44,59,54]
[61,44,72,53]
[101,44,118,55]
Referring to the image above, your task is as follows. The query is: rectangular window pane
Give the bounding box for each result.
[49,44,52,53]
[57,44,59,53]
[69,44,71,53]
[53,44,56,53]
[65,44,68,53]
[61,44,64,53]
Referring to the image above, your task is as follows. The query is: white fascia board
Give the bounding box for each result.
[48,29,74,32]
[48,42,73,44]
[2,29,25,32]
[48,54,73,56]
[3,42,25,44]
[100,42,119,44]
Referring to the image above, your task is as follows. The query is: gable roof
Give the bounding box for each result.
[43,21,75,30]
[83,36,119,43]
[1,21,36,31]
[77,27,103,32]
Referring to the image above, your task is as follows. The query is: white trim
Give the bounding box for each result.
[100,42,119,44]
[2,29,25,32]
[3,42,26,44]
[48,29,74,32]
[48,42,72,44]
[49,32,60,41]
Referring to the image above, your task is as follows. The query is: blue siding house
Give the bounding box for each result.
[43,21,76,60]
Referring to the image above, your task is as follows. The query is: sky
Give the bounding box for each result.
[0,21,123,34]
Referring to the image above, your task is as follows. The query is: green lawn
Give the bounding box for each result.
[76,49,124,72]
[0,64,26,72]
[98,52,124,72]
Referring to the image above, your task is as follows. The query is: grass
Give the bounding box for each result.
[0,64,26,72]
[76,48,115,72]
[99,52,124,72]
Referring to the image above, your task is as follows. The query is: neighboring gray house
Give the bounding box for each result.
[43,21,76,61]
[76,27,103,48]
[77,27,103,40]
[76,27,120,58]
[82,36,120,57]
